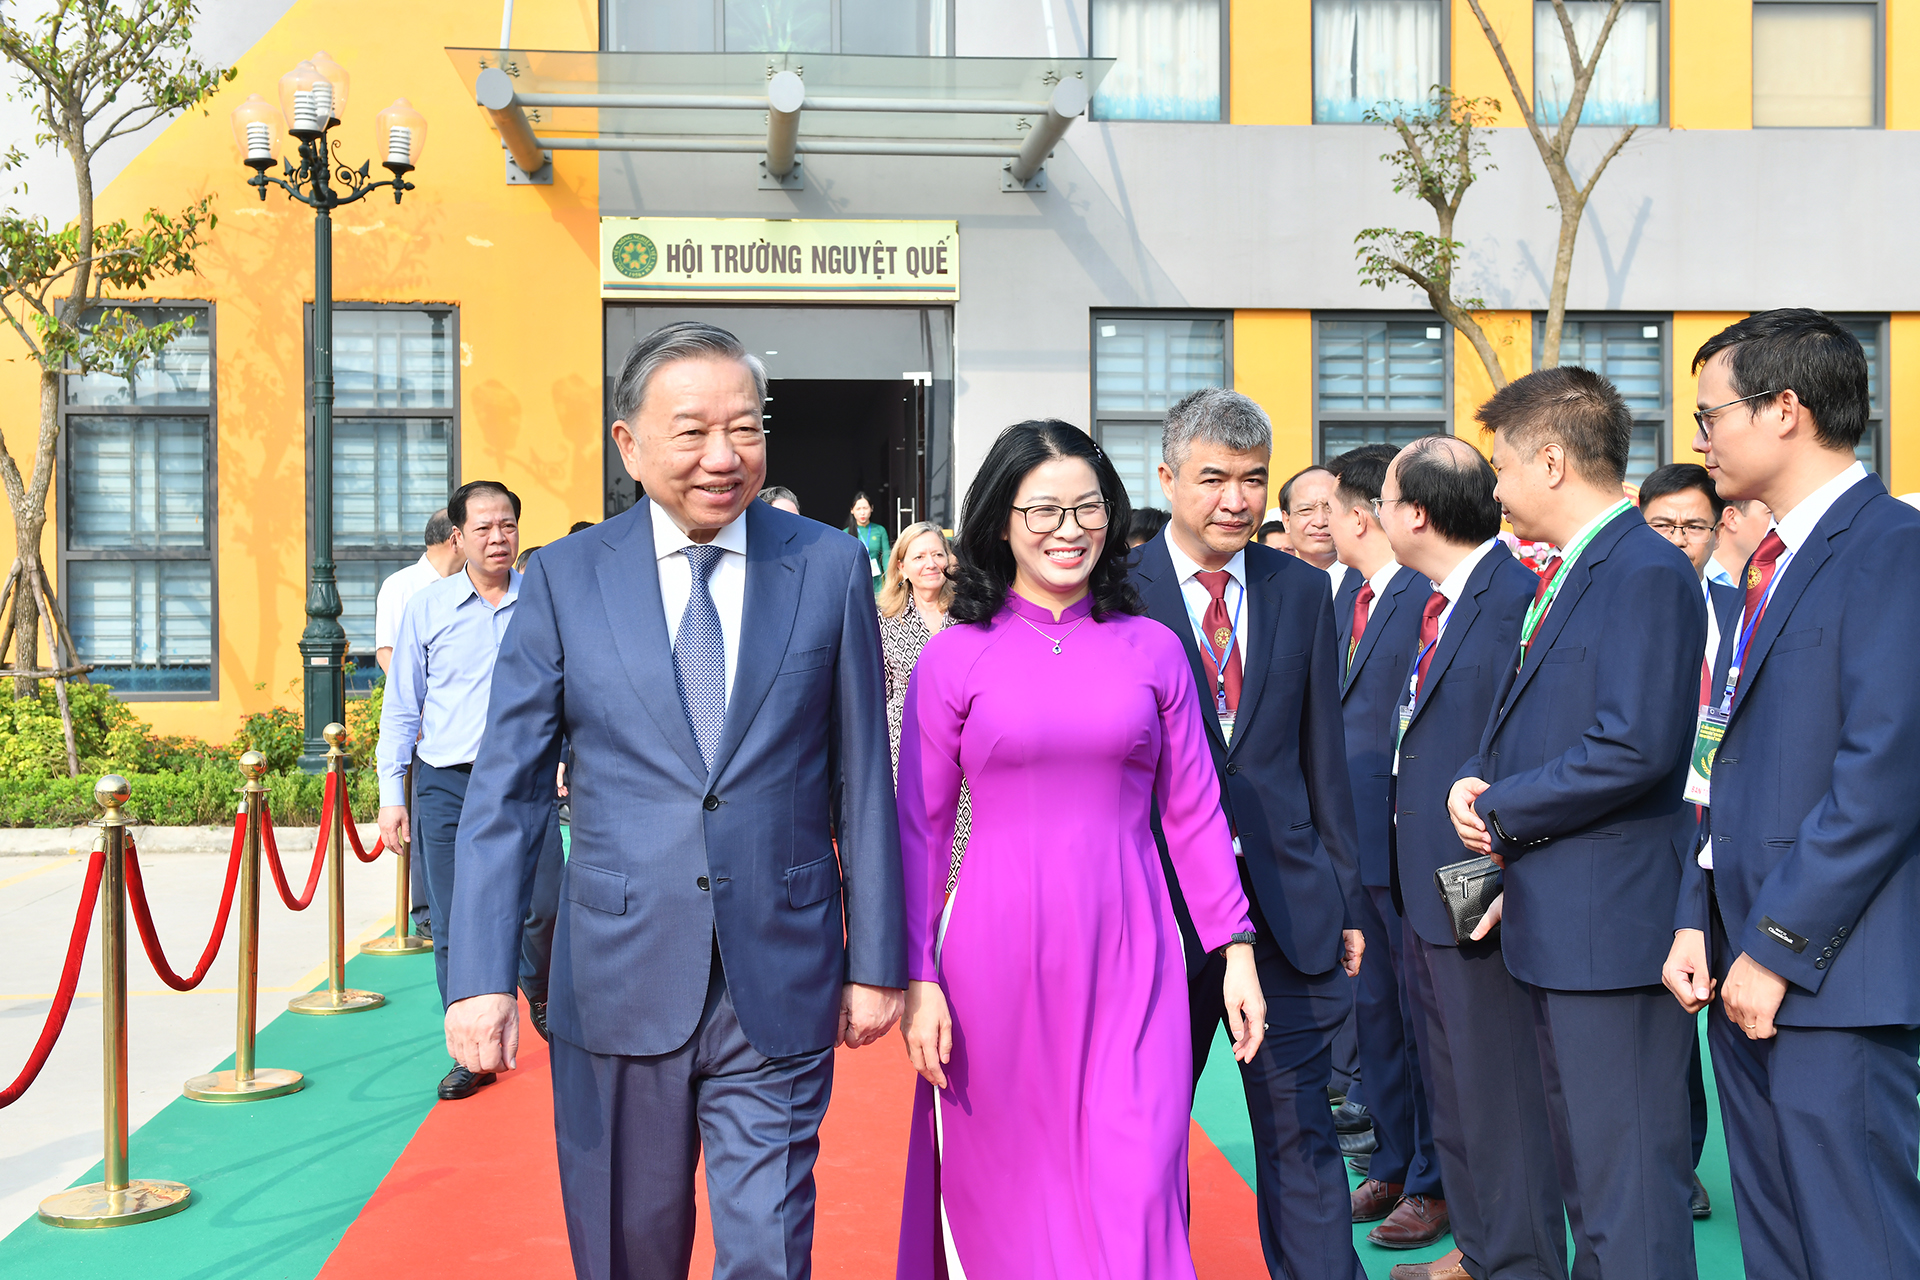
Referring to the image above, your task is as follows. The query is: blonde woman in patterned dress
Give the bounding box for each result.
[878,521,970,888]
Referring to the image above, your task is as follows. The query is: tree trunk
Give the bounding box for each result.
[11,371,57,698]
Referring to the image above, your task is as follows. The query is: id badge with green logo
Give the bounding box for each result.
[1683,703,1728,807]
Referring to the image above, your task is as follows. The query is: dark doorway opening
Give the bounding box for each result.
[764,378,926,538]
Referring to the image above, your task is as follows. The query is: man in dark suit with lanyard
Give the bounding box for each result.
[1132,387,1368,1280]
[1383,437,1564,1280]
[1638,460,1742,1219]
[1664,309,1920,1280]
[1326,444,1447,1250]
[1448,367,1705,1280]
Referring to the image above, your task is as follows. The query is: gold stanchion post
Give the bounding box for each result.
[184,752,305,1102]
[361,764,430,956]
[38,776,192,1228]
[289,724,384,1014]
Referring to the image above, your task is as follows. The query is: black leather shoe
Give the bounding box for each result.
[438,1064,496,1100]
[414,920,434,945]
[1334,1099,1373,1134]
[529,998,551,1043]
[1690,1173,1711,1219]
[1348,1152,1373,1176]
[1327,1084,1348,1107]
[1338,1126,1379,1158]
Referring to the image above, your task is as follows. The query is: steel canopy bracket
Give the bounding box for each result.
[1001,161,1048,192]
[506,150,553,184]
[759,155,804,190]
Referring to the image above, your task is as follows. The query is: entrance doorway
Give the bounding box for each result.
[765,379,926,536]
[603,305,953,534]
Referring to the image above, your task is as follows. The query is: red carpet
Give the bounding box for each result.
[321,999,1265,1279]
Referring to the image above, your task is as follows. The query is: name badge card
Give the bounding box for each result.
[1683,703,1728,807]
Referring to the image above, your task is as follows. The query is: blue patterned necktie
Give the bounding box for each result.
[674,544,727,771]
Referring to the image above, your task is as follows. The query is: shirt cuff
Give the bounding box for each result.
[378,772,407,808]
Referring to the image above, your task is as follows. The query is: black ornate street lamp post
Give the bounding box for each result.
[232,56,428,771]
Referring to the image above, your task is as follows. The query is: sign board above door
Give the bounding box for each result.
[601,217,958,302]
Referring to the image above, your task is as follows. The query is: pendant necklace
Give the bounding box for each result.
[1012,609,1089,655]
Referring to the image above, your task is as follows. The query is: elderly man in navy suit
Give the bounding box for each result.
[1326,444,1447,1251]
[443,322,906,1280]
[1381,437,1565,1280]
[1448,367,1705,1280]
[1664,309,1920,1280]
[1131,387,1368,1280]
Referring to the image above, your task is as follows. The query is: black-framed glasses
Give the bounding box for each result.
[1012,500,1111,534]
[1693,389,1781,435]
[1647,519,1716,541]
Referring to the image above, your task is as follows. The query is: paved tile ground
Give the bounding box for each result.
[0,831,399,1235]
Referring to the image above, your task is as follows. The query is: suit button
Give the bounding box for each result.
[1226,763,1239,775]
[1838,926,1850,937]
[703,794,720,811]
[1814,958,1828,970]
[1831,937,1842,947]
[697,876,710,891]
[1822,947,1834,958]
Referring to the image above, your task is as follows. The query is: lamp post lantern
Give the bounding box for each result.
[233,62,428,771]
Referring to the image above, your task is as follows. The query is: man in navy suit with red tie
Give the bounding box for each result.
[1382,437,1564,1280]
[1448,367,1705,1280]
[1664,309,1920,1280]
[1326,444,1447,1251]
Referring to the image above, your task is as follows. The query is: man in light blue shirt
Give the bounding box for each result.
[377,479,521,1100]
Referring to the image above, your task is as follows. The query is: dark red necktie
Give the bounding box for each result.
[1742,531,1787,632]
[1348,582,1375,667]
[1193,569,1242,713]
[1414,592,1447,697]
[1533,553,1563,604]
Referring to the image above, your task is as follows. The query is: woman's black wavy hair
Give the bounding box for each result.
[948,419,1143,625]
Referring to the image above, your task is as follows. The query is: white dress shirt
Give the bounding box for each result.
[1701,576,1722,677]
[374,554,442,652]
[652,500,749,701]
[1358,559,1401,623]
[1430,538,1503,638]
[1166,536,1249,667]
[1325,560,1351,599]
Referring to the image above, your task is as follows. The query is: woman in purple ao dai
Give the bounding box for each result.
[894,421,1266,1280]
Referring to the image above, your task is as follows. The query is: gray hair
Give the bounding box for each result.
[612,321,768,422]
[423,507,454,546]
[1161,387,1273,474]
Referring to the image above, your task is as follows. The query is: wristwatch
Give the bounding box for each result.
[1220,930,1257,952]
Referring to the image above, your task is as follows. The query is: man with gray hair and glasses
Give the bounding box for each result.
[444,321,906,1280]
[1130,387,1369,1280]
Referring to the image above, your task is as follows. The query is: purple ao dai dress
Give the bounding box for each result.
[894,593,1253,1279]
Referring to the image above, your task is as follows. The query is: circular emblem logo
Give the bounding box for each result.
[612,233,658,279]
[1214,626,1232,650]
[1747,565,1762,588]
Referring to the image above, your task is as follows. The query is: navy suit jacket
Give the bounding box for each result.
[1707,579,1743,652]
[1463,506,1705,991]
[1132,532,1364,977]
[447,498,907,1059]
[1336,565,1433,888]
[1394,547,1538,948]
[1677,475,1920,1028]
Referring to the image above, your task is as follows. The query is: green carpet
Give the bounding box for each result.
[0,947,446,1280]
[1192,1011,1747,1278]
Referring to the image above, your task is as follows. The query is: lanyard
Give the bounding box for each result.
[1183,577,1244,704]
[1719,545,1794,712]
[1518,499,1630,660]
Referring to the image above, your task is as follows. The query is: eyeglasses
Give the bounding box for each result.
[1368,497,1412,519]
[1692,389,1780,435]
[1647,519,1716,541]
[1011,500,1111,534]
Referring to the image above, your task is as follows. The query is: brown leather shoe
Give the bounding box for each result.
[1387,1248,1469,1280]
[1367,1193,1451,1249]
[1351,1177,1404,1223]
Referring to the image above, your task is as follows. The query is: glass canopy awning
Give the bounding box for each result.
[444,48,1114,191]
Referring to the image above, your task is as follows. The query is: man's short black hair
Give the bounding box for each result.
[423,508,454,546]
[1691,308,1869,451]
[1394,437,1502,545]
[1277,465,1333,518]
[1257,520,1286,541]
[1328,443,1402,512]
[1128,505,1171,545]
[1637,463,1727,523]
[449,480,521,528]
[1475,365,1632,488]
[568,520,597,534]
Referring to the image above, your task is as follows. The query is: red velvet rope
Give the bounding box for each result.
[331,772,385,864]
[260,796,327,912]
[123,816,245,992]
[0,848,106,1108]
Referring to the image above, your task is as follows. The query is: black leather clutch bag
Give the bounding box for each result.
[1434,855,1502,944]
